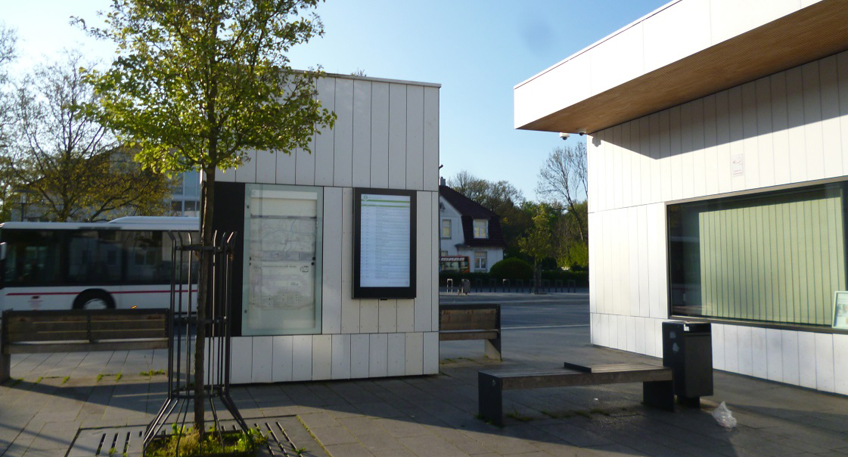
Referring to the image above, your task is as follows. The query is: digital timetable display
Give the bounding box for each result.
[353,188,416,299]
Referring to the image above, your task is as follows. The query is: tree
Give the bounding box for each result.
[0,24,17,219]
[2,51,169,222]
[518,205,554,293]
[0,23,16,147]
[537,142,588,242]
[79,0,335,432]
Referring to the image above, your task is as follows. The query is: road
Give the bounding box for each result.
[439,292,590,329]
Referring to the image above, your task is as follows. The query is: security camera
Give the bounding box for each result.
[559,132,569,140]
[578,129,587,136]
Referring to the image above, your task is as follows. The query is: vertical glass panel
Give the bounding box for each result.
[242,184,323,335]
[669,184,846,326]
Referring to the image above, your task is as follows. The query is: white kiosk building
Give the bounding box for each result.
[516,0,848,395]
[214,74,440,384]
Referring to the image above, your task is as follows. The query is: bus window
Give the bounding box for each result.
[4,230,60,286]
[68,230,122,283]
[123,231,167,283]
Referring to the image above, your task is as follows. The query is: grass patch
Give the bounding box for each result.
[140,369,166,376]
[574,410,590,418]
[590,408,611,416]
[506,410,532,422]
[97,374,104,383]
[115,373,123,382]
[34,377,43,384]
[143,425,267,457]
[62,376,70,385]
[440,358,456,364]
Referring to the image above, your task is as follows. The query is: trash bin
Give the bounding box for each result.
[460,279,470,295]
[662,321,713,408]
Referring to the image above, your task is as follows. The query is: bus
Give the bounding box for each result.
[439,255,470,274]
[0,216,199,312]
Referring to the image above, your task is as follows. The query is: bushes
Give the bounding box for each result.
[541,269,589,288]
[489,258,533,281]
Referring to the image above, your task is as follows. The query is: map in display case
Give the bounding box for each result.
[243,185,323,335]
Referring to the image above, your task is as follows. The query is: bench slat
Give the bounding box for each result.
[92,329,168,340]
[7,330,90,342]
[439,330,499,341]
[6,339,169,354]
[481,365,672,390]
[440,309,497,331]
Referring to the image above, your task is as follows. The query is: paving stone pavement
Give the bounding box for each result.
[2,299,848,456]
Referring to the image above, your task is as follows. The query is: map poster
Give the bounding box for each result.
[243,186,322,335]
[833,291,848,330]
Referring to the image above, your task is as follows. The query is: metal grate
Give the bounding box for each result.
[66,417,322,457]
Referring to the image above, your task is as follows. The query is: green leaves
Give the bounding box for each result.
[83,0,334,177]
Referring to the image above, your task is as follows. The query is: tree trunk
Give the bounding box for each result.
[194,166,216,433]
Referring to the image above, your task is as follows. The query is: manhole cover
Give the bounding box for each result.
[66,416,326,457]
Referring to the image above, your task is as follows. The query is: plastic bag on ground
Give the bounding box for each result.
[712,401,737,429]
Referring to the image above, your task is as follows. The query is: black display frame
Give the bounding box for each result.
[352,188,417,299]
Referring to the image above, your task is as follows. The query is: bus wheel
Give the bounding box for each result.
[73,290,115,310]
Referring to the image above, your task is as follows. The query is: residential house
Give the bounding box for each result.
[439,183,505,273]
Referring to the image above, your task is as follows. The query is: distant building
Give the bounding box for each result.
[169,170,201,217]
[439,184,505,273]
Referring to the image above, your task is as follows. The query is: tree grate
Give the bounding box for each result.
[66,416,324,457]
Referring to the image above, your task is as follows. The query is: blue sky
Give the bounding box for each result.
[3,0,669,201]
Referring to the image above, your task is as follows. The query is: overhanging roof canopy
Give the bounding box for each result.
[515,0,848,134]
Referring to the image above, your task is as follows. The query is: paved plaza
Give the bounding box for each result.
[2,293,848,456]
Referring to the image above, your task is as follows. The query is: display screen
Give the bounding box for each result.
[353,188,416,299]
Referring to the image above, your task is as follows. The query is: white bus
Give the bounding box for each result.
[0,216,199,312]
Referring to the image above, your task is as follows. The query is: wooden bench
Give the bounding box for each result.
[439,304,501,361]
[1,309,170,383]
[478,362,673,426]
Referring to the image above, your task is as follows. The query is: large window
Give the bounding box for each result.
[473,219,488,239]
[668,183,847,327]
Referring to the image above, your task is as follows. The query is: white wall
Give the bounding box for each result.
[219,74,441,383]
[588,50,848,394]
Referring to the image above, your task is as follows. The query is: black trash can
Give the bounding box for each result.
[662,322,713,408]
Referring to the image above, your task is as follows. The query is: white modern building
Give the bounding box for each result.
[438,184,506,273]
[515,0,848,395]
[214,74,440,383]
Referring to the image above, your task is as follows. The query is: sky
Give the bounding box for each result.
[2,0,670,201]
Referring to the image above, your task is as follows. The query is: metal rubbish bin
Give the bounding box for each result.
[662,322,713,408]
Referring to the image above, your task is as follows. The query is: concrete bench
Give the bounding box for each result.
[1,309,169,382]
[439,304,501,361]
[478,362,674,426]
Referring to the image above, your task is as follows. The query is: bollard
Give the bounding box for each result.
[502,278,511,293]
[447,278,453,293]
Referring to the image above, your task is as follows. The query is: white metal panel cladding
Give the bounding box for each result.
[588,50,848,394]
[219,74,439,383]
